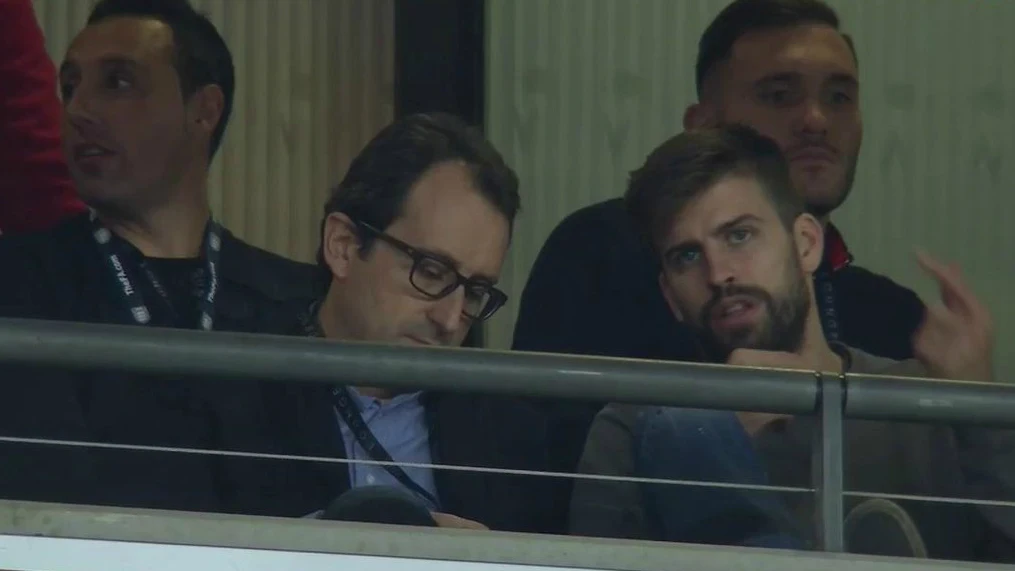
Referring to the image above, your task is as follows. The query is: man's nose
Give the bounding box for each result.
[427,286,466,336]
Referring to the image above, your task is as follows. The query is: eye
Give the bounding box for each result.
[415,258,452,281]
[761,89,789,104]
[728,227,753,245]
[829,90,854,105]
[59,81,76,102]
[464,285,489,303]
[757,85,801,107]
[105,70,134,91]
[667,248,701,272]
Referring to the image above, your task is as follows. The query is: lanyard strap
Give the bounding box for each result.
[301,302,439,508]
[814,270,841,343]
[90,211,223,330]
[331,387,440,508]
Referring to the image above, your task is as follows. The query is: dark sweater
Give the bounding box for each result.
[569,351,1015,562]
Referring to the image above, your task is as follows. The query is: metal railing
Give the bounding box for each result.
[0,500,1004,571]
[1,316,1015,556]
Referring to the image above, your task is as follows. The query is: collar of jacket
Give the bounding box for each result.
[824,222,854,273]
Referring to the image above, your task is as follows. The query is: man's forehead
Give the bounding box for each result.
[65,17,173,65]
[726,25,857,82]
[666,177,773,241]
[389,164,509,280]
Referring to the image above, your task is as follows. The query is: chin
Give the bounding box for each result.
[77,186,129,211]
[792,171,841,197]
[712,327,760,353]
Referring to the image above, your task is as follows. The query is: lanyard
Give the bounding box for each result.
[90,211,222,330]
[331,386,440,508]
[301,302,439,508]
[814,269,841,343]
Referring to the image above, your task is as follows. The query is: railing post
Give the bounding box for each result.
[813,372,845,552]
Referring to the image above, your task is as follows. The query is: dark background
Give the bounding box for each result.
[394,0,488,347]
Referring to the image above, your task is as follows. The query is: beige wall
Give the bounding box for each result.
[485,0,1015,378]
[33,0,394,262]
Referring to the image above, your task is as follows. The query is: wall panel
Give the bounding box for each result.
[32,0,394,262]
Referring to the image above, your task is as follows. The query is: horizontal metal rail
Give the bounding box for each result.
[0,317,1013,426]
[1,316,1014,562]
[0,501,1006,571]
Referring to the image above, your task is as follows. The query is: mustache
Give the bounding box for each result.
[700,284,773,323]
[786,140,839,157]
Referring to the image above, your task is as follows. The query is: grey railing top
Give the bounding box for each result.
[0,317,1013,427]
[0,500,1006,571]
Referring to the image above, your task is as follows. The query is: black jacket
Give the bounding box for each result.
[210,376,563,533]
[0,213,322,511]
[0,214,563,533]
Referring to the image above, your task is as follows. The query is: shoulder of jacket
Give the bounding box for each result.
[220,230,327,303]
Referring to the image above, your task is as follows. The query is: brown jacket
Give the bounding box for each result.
[569,348,1015,562]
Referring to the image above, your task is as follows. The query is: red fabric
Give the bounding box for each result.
[824,223,853,272]
[0,0,86,234]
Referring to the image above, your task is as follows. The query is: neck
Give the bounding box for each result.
[796,311,845,373]
[317,285,344,340]
[99,191,211,259]
[317,287,397,401]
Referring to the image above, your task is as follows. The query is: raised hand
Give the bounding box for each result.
[911,252,994,383]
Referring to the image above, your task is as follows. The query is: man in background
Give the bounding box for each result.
[511,0,925,498]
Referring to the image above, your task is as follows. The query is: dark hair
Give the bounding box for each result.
[625,124,804,256]
[317,112,520,266]
[88,0,234,158]
[696,0,857,98]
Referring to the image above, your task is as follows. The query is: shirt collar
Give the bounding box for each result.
[823,223,853,272]
[348,387,423,409]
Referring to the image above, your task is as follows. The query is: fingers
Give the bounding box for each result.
[431,512,489,530]
[916,251,986,322]
[912,297,995,382]
[912,303,961,362]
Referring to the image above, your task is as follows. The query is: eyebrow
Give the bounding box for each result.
[416,245,498,285]
[755,71,858,89]
[662,214,762,260]
[59,56,141,77]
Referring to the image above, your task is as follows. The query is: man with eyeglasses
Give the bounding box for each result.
[213,113,561,533]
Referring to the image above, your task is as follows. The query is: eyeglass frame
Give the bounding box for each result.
[354,221,508,321]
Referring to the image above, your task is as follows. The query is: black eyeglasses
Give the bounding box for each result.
[356,222,508,321]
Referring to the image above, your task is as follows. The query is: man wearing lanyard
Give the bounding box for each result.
[510,0,928,503]
[212,113,562,533]
[572,125,1015,560]
[0,0,318,511]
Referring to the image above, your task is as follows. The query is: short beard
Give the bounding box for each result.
[692,262,811,363]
